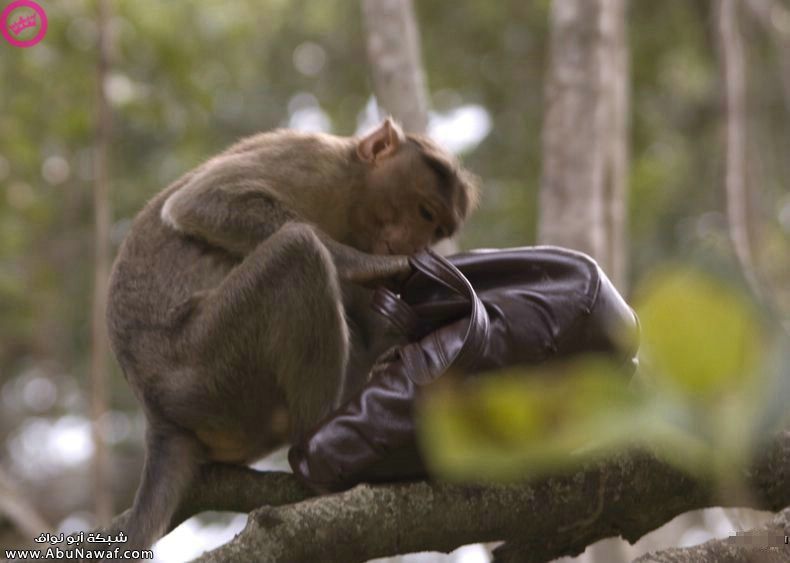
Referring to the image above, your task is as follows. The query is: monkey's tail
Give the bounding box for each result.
[124,426,203,554]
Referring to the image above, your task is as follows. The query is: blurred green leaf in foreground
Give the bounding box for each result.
[418,266,787,485]
[636,267,762,398]
[418,360,642,482]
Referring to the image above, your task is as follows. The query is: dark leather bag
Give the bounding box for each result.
[289,247,640,491]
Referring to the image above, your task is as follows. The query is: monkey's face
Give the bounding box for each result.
[353,145,465,256]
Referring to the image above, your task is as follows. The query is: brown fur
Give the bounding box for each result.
[106,119,478,551]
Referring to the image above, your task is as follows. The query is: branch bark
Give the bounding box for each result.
[180,432,788,562]
[78,431,789,562]
[82,464,317,543]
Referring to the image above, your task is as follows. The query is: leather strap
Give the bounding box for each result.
[371,287,420,337]
[375,249,490,384]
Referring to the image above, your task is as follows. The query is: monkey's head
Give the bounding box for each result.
[350,118,480,255]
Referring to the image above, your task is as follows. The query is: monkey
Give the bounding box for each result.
[105,118,479,551]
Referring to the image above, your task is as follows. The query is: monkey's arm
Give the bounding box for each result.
[162,157,409,283]
[322,238,409,284]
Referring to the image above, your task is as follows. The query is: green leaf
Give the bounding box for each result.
[417,359,639,482]
[635,267,763,398]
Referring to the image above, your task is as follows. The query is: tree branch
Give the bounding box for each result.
[184,432,789,562]
[71,464,315,560]
[634,506,790,562]
[76,431,789,562]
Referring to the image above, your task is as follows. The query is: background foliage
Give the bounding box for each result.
[0,0,788,560]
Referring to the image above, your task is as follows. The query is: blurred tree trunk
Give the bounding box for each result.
[744,0,790,115]
[538,0,630,291]
[718,0,787,316]
[717,0,760,294]
[361,0,460,255]
[739,0,790,327]
[90,0,113,525]
[361,0,429,134]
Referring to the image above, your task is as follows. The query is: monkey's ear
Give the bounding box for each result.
[357,118,404,163]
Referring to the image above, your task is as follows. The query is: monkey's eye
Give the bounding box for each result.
[419,204,435,222]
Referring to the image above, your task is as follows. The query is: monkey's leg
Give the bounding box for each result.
[122,225,346,554]
[188,222,350,441]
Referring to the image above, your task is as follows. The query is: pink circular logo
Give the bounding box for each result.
[1,0,47,48]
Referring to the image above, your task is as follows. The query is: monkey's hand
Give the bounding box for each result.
[323,238,411,285]
[343,256,411,286]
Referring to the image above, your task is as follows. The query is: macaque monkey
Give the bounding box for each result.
[106,118,479,550]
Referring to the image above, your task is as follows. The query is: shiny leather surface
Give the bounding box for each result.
[289,246,640,491]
